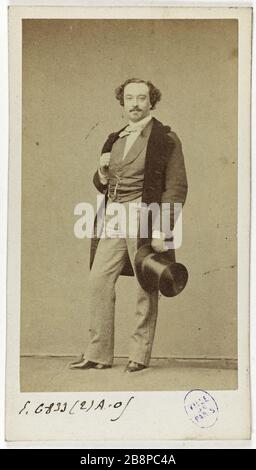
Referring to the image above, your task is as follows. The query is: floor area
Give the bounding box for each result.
[20,356,238,392]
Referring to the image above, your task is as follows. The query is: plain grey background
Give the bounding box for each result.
[21,19,238,360]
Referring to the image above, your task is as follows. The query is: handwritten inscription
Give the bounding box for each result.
[18,396,134,422]
[184,389,218,428]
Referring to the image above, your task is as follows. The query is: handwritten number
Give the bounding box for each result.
[60,402,67,412]
[18,396,134,421]
[45,403,54,414]
[35,403,44,414]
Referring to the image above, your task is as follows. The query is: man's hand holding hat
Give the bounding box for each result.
[151,230,169,253]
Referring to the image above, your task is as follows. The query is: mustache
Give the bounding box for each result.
[129,107,142,112]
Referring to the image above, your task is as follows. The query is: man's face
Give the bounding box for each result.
[123,82,151,123]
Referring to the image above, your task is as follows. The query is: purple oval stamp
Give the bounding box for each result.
[184,389,219,428]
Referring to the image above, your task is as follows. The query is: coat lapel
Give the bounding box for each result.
[121,133,147,165]
[142,117,174,204]
[109,135,126,162]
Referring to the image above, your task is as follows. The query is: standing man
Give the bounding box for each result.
[70,78,188,372]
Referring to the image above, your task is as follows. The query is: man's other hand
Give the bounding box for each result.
[151,231,169,253]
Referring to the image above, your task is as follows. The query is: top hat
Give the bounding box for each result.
[135,244,188,297]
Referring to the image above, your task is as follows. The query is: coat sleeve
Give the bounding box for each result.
[161,131,188,232]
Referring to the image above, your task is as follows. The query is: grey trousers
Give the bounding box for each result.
[85,235,159,367]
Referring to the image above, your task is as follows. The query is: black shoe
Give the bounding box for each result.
[125,361,147,373]
[69,355,111,370]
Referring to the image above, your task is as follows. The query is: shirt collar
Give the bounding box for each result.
[127,114,152,131]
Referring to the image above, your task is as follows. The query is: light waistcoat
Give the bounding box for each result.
[107,119,153,203]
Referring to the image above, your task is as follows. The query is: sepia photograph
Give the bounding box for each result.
[20,16,237,392]
[5,5,251,442]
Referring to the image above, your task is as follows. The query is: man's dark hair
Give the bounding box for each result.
[115,78,161,110]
